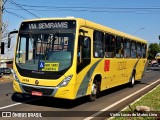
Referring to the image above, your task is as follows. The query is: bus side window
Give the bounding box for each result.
[105,34,115,58]
[124,39,131,58]
[93,31,104,58]
[137,42,142,58]
[116,36,124,58]
[131,41,137,58]
[142,44,147,58]
[82,37,91,59]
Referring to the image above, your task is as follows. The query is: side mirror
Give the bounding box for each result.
[8,30,18,48]
[79,29,88,36]
[1,42,4,54]
[8,37,11,48]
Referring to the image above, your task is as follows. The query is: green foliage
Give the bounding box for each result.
[148,43,160,60]
[112,85,160,120]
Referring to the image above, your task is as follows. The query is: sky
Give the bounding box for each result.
[2,0,160,44]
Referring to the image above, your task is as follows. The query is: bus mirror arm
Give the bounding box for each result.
[1,42,4,54]
[8,30,18,48]
[79,29,88,36]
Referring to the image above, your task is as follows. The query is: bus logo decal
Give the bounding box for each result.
[35,80,39,85]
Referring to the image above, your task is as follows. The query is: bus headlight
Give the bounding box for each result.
[58,75,73,87]
[11,70,20,83]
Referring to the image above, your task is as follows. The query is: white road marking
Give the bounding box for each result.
[146,70,152,72]
[84,79,160,120]
[0,103,22,110]
[0,97,40,110]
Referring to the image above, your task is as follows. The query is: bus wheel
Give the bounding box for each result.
[129,74,135,87]
[89,81,100,101]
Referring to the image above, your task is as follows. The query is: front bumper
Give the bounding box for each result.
[13,80,75,99]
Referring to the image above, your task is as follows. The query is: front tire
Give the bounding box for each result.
[89,81,100,101]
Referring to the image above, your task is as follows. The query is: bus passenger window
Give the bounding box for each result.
[116,37,124,58]
[137,42,142,58]
[142,44,146,58]
[131,41,137,58]
[93,31,104,58]
[124,39,131,58]
[105,34,115,58]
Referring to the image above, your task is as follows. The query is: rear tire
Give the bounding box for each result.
[129,74,135,87]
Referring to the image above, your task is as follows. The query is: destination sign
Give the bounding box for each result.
[20,20,76,31]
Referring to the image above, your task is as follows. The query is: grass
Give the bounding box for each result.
[111,85,160,120]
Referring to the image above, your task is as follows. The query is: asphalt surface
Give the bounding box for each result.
[0,68,160,120]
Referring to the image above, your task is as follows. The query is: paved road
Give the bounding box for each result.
[0,70,160,120]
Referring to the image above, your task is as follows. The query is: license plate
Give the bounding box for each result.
[31,91,42,96]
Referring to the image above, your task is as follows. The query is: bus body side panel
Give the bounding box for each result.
[100,58,126,90]
[75,26,148,98]
[76,59,102,98]
[89,58,147,93]
[75,26,95,98]
[135,59,147,80]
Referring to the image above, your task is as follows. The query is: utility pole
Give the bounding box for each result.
[0,0,3,60]
[159,35,160,46]
[0,0,2,42]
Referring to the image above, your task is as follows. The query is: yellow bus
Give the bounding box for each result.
[10,17,147,101]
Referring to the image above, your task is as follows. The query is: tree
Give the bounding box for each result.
[1,21,15,59]
[148,43,160,60]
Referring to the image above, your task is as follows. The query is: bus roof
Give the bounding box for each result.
[21,17,147,44]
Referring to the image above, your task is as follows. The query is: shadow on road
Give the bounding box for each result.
[11,93,89,109]
[99,82,138,98]
[11,82,140,109]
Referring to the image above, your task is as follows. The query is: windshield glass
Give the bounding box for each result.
[16,32,75,72]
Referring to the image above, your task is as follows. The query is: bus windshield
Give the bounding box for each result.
[16,32,75,72]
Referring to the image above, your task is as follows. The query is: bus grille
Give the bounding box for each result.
[22,85,54,96]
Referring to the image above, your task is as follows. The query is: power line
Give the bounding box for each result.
[6,1,160,16]
[5,7,160,14]
[9,0,39,18]
[5,10,27,19]
[6,2,160,14]
[2,0,8,11]
[13,4,160,10]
